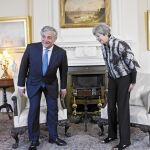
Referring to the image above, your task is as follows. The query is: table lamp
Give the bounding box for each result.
[0,50,12,79]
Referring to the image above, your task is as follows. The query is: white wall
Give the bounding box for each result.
[0,0,28,16]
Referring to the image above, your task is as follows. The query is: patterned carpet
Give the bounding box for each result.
[0,113,150,150]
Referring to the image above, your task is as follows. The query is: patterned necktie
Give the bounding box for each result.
[42,49,49,76]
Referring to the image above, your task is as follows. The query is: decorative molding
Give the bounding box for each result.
[56,41,100,47]
[57,41,105,66]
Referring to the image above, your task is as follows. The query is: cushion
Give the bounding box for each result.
[18,107,47,127]
[101,105,108,119]
[58,108,67,120]
[130,105,150,125]
[141,86,150,112]
[101,105,150,125]
[129,85,144,106]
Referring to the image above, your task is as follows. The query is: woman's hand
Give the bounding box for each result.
[128,83,135,92]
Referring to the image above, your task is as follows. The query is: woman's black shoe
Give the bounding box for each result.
[102,137,117,143]
[28,145,36,150]
[113,143,131,150]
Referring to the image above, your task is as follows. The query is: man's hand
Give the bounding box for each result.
[18,88,25,97]
[128,83,135,92]
[60,89,67,98]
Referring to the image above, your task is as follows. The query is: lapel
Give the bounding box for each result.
[48,45,58,69]
[36,43,43,74]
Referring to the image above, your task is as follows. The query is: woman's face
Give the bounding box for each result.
[95,33,109,44]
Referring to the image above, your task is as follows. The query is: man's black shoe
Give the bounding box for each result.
[49,137,67,146]
[28,140,40,150]
[101,137,117,143]
[113,143,131,150]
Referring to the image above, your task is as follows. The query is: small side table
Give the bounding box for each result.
[0,78,14,119]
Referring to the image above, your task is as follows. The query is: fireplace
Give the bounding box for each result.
[57,43,107,131]
[66,65,107,115]
[65,65,107,131]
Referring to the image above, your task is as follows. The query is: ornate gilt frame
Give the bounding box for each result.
[0,16,31,52]
[146,11,150,50]
[60,0,111,28]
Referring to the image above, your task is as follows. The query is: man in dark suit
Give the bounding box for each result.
[18,26,68,150]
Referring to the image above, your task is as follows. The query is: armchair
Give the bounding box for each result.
[10,61,70,149]
[98,72,150,144]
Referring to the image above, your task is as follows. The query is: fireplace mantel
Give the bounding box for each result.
[57,41,105,66]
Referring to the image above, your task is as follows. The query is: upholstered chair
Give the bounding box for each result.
[10,61,70,149]
[98,72,150,144]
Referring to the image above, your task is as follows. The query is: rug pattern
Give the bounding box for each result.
[0,113,149,150]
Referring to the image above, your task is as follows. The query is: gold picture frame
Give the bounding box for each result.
[60,0,111,28]
[0,16,31,52]
[146,11,150,50]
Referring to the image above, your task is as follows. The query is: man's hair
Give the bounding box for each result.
[92,23,111,36]
[40,26,58,39]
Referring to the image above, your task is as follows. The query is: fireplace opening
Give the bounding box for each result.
[72,73,105,114]
[72,74,103,88]
[72,74,104,100]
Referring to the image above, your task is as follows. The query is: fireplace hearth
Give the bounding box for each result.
[66,65,107,131]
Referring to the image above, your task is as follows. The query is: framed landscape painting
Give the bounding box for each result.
[60,0,111,28]
[146,11,150,50]
[0,16,31,52]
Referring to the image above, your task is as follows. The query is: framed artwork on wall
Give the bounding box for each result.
[60,0,111,28]
[146,11,150,50]
[0,16,31,52]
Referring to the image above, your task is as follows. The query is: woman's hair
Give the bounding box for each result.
[40,26,58,39]
[92,23,111,36]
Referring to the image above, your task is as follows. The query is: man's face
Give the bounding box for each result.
[95,33,109,44]
[41,31,56,48]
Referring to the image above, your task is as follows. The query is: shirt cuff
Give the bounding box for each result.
[18,86,25,89]
[61,89,66,91]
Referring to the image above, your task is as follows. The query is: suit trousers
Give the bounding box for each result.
[28,87,58,142]
[107,74,131,145]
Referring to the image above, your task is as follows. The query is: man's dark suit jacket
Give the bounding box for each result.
[18,42,68,99]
